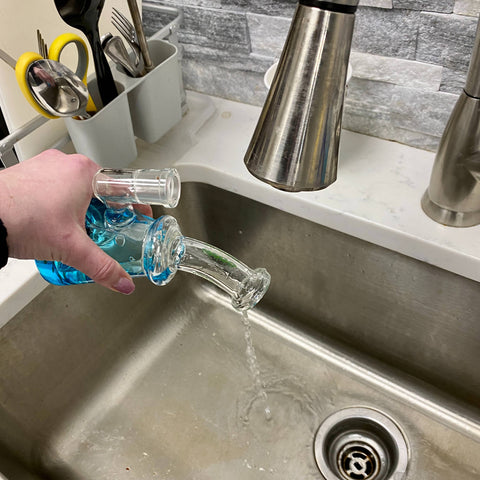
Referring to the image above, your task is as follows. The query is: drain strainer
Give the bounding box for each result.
[314,407,409,480]
[337,440,381,479]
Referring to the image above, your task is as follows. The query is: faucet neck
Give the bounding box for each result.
[465,16,480,98]
[299,0,359,14]
[244,2,356,191]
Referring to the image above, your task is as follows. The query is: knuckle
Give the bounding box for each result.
[90,258,119,283]
[67,152,98,176]
[72,153,94,170]
[57,229,76,246]
[53,232,79,265]
[43,148,61,156]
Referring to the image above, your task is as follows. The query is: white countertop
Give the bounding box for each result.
[1,91,479,326]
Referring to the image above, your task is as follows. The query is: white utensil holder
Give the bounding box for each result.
[64,81,137,168]
[64,39,182,167]
[115,39,182,144]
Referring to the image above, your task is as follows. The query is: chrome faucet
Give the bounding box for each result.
[245,1,480,228]
[422,15,480,227]
[244,0,359,192]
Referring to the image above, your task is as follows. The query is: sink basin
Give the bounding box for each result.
[0,182,479,479]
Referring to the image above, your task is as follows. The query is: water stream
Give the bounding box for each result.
[241,310,272,422]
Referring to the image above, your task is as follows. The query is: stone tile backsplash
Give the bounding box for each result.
[144,0,480,151]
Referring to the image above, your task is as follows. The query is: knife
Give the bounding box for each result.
[0,48,17,69]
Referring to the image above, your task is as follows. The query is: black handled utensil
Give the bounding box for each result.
[53,0,118,106]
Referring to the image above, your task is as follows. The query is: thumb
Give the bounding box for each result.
[65,229,136,294]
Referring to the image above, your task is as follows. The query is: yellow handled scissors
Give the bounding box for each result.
[15,33,96,119]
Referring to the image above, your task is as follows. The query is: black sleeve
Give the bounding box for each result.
[0,219,8,268]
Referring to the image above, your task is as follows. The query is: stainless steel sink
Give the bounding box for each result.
[1,182,479,479]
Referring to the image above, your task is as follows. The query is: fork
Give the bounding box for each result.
[111,7,141,67]
[36,29,48,59]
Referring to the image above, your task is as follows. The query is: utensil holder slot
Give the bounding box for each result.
[113,39,182,144]
[64,81,137,168]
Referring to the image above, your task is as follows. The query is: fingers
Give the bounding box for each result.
[65,228,135,294]
[133,204,153,217]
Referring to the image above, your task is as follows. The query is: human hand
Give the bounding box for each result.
[0,149,136,294]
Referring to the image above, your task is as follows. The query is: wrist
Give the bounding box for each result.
[0,167,20,259]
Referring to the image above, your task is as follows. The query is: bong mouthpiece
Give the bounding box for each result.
[93,168,181,208]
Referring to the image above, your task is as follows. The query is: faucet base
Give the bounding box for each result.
[421,190,480,227]
[245,164,332,192]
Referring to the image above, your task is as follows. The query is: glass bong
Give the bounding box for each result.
[36,168,271,311]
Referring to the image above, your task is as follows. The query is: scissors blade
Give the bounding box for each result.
[0,48,16,69]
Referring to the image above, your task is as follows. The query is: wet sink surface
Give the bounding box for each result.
[1,183,479,479]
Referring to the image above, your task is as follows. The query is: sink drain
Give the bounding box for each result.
[337,440,381,479]
[314,407,409,480]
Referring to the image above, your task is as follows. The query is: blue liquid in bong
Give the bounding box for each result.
[36,199,146,285]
